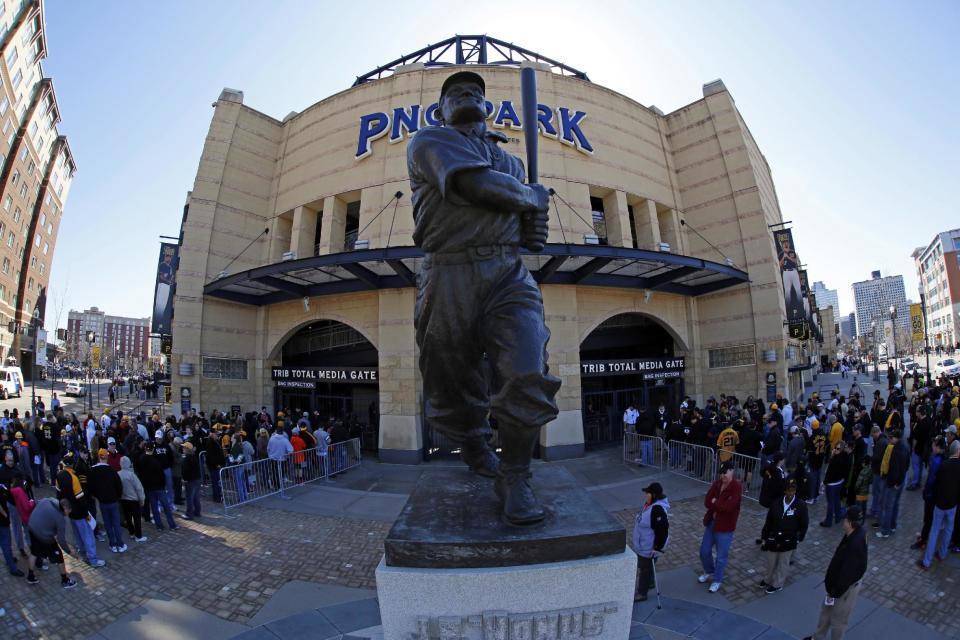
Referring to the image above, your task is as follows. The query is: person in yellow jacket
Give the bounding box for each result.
[828,416,844,451]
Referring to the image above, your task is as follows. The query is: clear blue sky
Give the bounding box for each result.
[42,0,959,329]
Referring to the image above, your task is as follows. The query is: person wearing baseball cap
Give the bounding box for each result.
[759,477,808,594]
[86,448,126,553]
[698,460,742,593]
[802,505,867,640]
[405,66,555,526]
[633,482,669,602]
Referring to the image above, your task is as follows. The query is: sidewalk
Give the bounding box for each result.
[5,438,953,638]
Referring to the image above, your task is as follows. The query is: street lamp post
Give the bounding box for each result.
[871,320,880,382]
[920,292,931,385]
[30,307,40,419]
[889,304,898,371]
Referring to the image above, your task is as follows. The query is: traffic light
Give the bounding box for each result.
[86,331,96,343]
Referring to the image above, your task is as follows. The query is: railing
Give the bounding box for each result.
[219,438,362,513]
[621,434,762,502]
[622,433,665,470]
[665,441,718,484]
[725,451,762,501]
[198,450,209,495]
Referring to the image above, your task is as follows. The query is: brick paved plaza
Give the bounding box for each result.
[1,451,957,639]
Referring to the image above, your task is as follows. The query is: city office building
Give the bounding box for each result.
[0,0,76,369]
[171,36,815,463]
[66,307,150,370]
[852,271,910,339]
[812,281,839,315]
[840,312,855,339]
[912,228,960,348]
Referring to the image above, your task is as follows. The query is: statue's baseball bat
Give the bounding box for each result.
[521,66,539,184]
[520,66,545,252]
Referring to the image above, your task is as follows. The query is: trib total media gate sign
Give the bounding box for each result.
[271,366,378,389]
[579,357,685,381]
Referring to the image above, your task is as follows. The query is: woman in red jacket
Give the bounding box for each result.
[699,460,743,593]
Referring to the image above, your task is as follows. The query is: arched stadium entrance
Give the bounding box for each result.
[271,319,379,451]
[579,313,685,448]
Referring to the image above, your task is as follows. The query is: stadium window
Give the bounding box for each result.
[589,196,608,245]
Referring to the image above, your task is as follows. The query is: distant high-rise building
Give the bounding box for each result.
[852,271,909,338]
[0,0,77,368]
[912,228,960,348]
[840,312,856,339]
[67,307,149,370]
[812,281,839,315]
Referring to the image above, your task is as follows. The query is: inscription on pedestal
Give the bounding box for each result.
[409,603,618,640]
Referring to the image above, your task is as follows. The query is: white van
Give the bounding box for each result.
[0,366,23,399]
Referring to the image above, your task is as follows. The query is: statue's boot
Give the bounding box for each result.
[494,427,545,525]
[461,436,500,478]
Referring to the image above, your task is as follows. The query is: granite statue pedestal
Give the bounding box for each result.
[376,466,637,639]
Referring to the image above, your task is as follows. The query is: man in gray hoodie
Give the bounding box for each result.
[25,498,77,588]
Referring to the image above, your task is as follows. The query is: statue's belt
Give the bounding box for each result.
[427,245,520,265]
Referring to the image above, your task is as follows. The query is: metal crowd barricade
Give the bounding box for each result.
[220,438,363,513]
[622,433,666,470]
[723,451,762,501]
[665,441,717,484]
[327,438,362,476]
[221,456,290,512]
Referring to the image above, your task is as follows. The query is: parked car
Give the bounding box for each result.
[0,366,23,399]
[934,358,960,377]
[64,382,85,397]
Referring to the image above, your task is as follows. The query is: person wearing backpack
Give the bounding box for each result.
[633,482,669,602]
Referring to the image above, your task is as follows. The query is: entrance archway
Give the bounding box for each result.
[273,320,380,452]
[579,313,685,448]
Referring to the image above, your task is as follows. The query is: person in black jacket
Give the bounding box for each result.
[205,432,225,503]
[762,420,783,469]
[802,505,867,640]
[878,429,910,537]
[86,449,126,553]
[820,441,851,528]
[756,452,786,545]
[919,440,960,568]
[907,408,933,491]
[181,442,202,520]
[139,442,177,531]
[760,478,808,593]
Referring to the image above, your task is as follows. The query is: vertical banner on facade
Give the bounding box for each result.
[774,229,805,338]
[910,303,924,342]
[35,329,48,366]
[883,319,895,358]
[151,243,179,334]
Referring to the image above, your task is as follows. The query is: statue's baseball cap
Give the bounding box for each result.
[440,71,485,100]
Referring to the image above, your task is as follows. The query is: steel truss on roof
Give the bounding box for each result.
[352,34,590,86]
[203,244,749,307]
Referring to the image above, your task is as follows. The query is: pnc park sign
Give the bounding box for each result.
[356,100,593,160]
